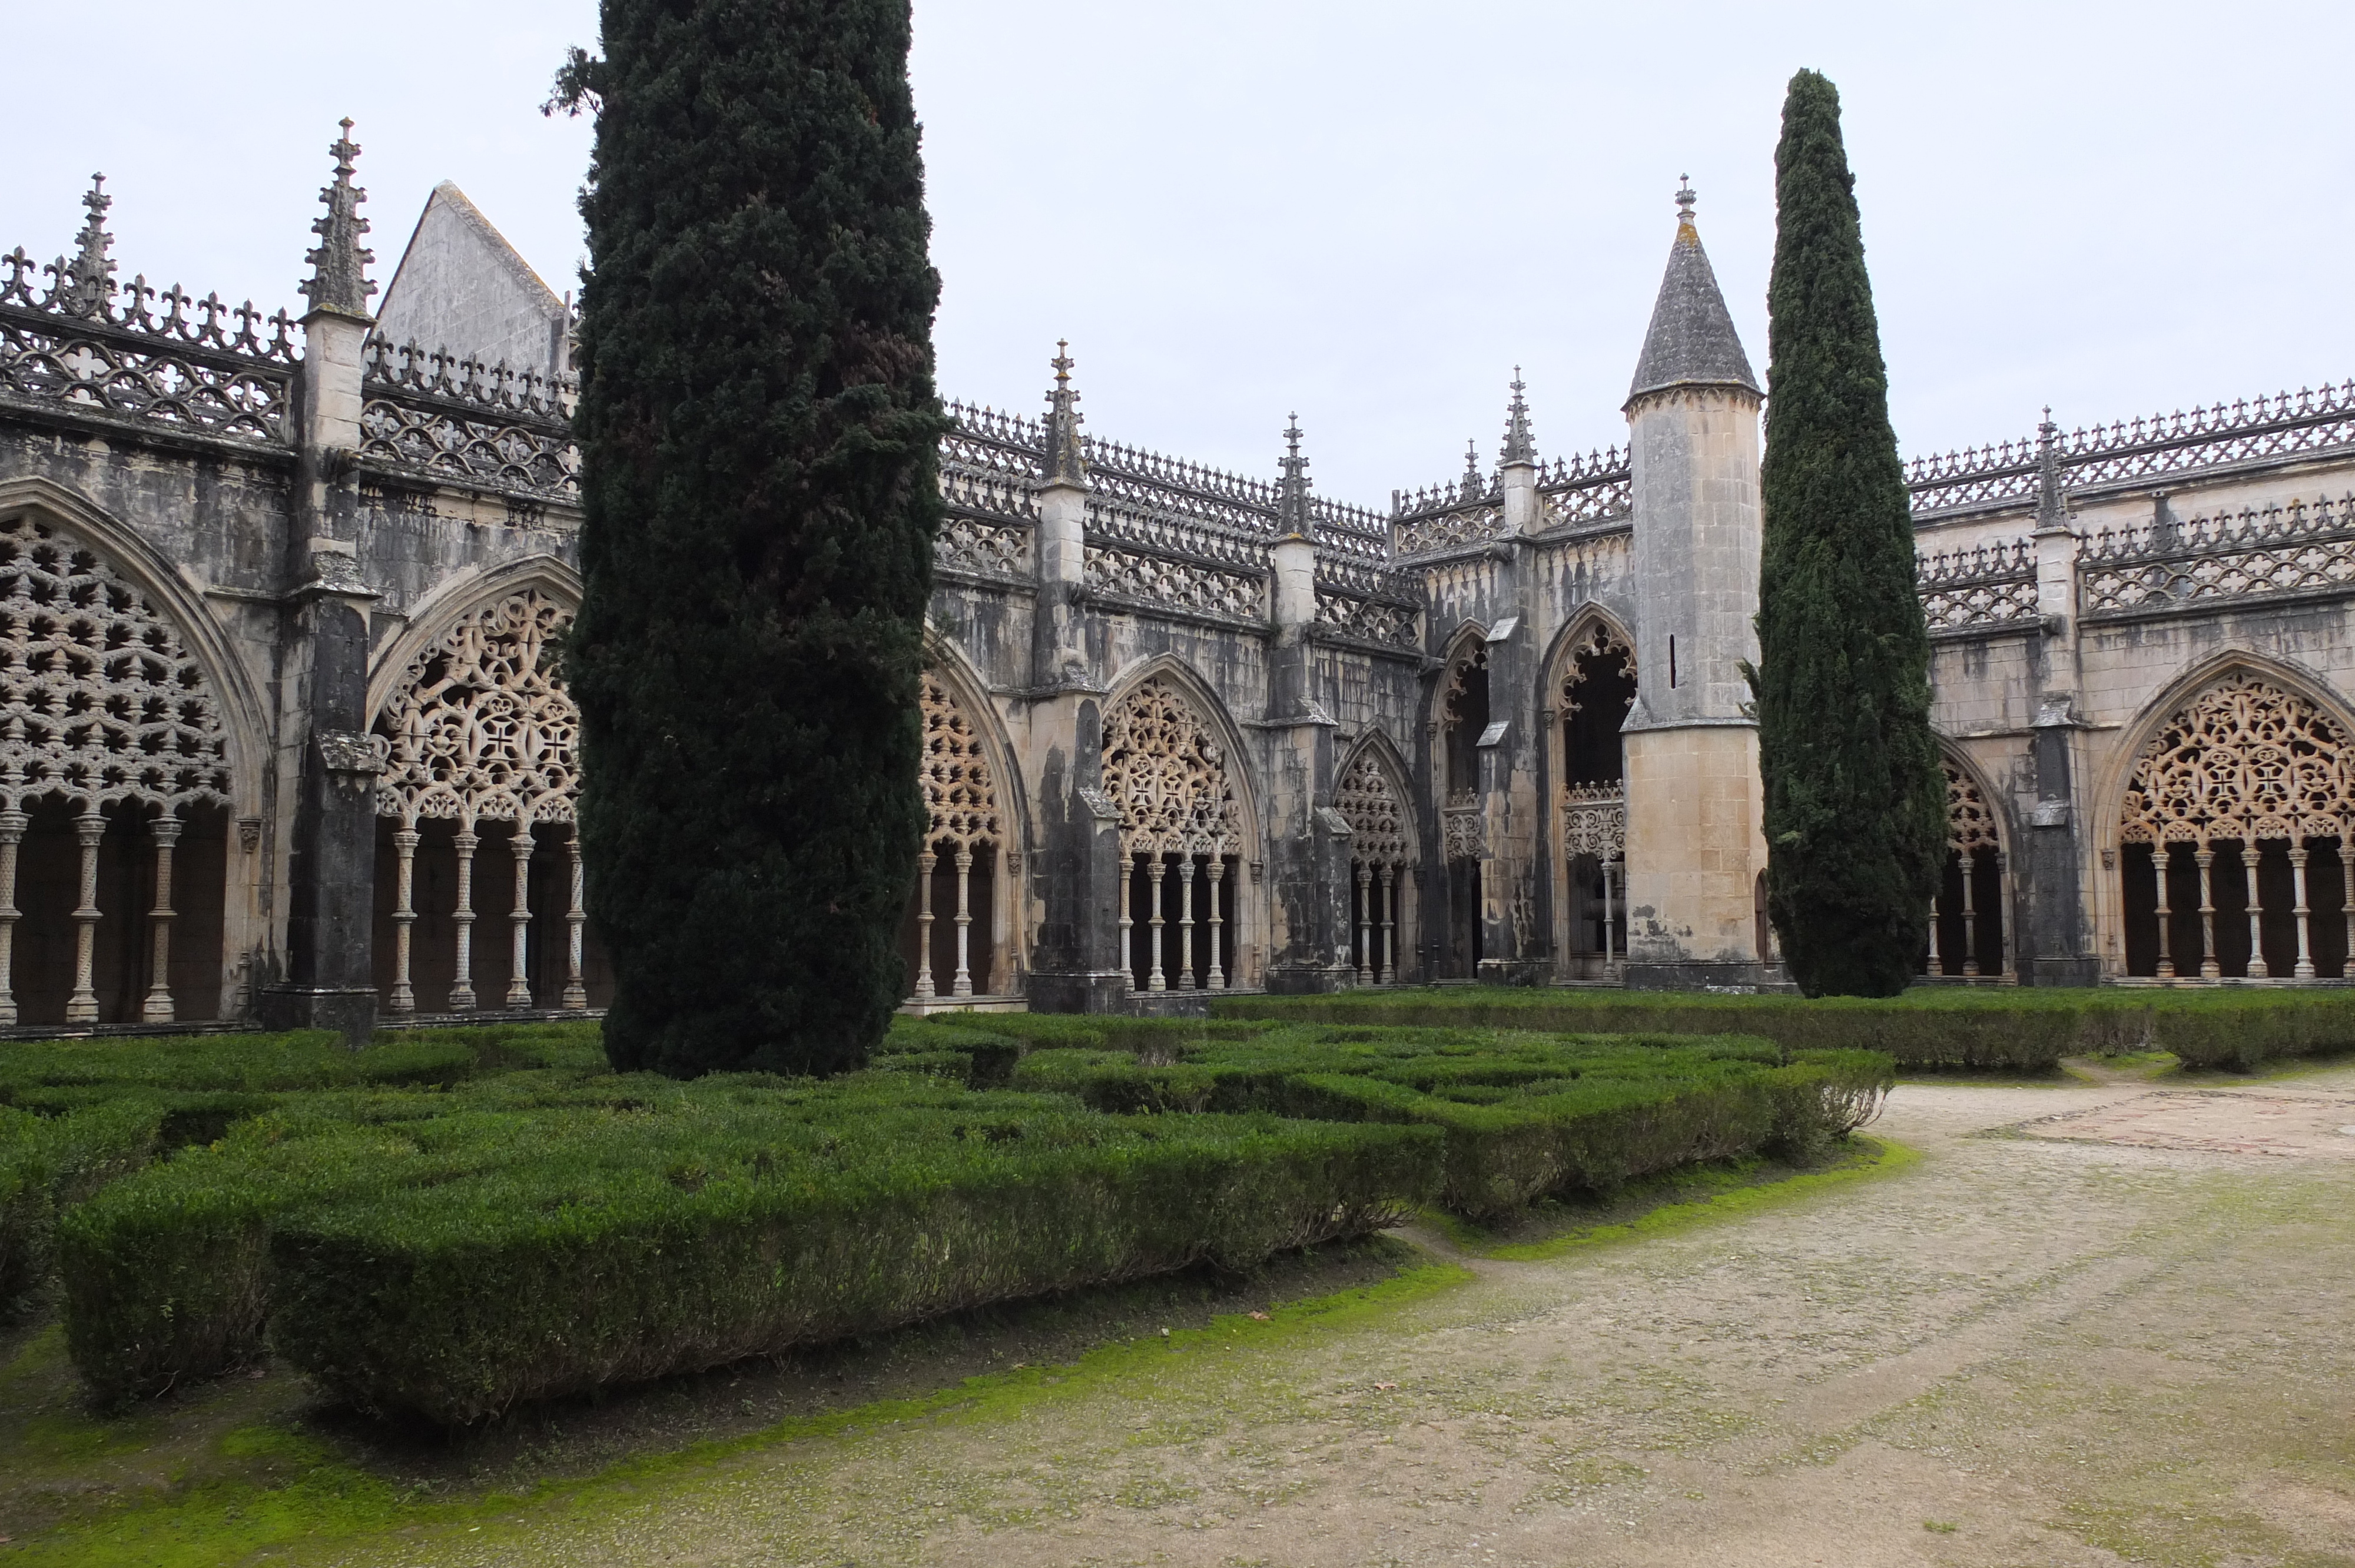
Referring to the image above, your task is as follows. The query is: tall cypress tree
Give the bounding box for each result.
[1753,70,1945,997]
[563,0,945,1075]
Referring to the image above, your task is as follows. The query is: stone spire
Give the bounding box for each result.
[1500,370,1536,465]
[1460,438,1485,500]
[1278,415,1312,539]
[61,173,115,317]
[2034,406,2068,530]
[300,119,376,318]
[1041,340,1088,488]
[1626,176,1759,407]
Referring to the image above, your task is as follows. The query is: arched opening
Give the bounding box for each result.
[1557,620,1635,979]
[2117,670,2353,981]
[1336,745,1415,985]
[1439,642,1488,978]
[1103,674,1245,994]
[372,588,612,1014]
[0,510,236,1026]
[898,668,1009,1002]
[1923,759,2008,981]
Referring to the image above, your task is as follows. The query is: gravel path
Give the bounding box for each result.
[353,1069,2355,1567]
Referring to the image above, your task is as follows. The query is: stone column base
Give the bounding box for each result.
[1023,970,1131,1015]
[1474,958,1552,988]
[1265,963,1358,995]
[2020,956,2102,988]
[255,984,378,1047]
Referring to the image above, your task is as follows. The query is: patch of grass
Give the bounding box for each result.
[1922,1517,1958,1533]
[0,1248,1470,1567]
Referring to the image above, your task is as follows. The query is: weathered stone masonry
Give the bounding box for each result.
[5,137,2354,1036]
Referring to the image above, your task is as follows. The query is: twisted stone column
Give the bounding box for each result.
[66,809,105,1024]
[141,815,181,1024]
[388,825,420,1012]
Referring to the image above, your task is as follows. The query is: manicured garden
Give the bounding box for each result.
[1216,984,2355,1072]
[2,1013,1888,1427]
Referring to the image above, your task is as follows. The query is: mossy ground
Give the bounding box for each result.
[7,1074,2354,1565]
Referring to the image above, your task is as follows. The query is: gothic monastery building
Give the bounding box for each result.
[2,128,2351,1033]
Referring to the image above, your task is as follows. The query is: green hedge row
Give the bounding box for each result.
[1,1098,170,1318]
[1003,1026,1890,1217]
[59,1071,1438,1417]
[1210,985,2355,1072]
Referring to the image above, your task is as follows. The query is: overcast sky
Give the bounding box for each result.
[7,2,2350,507]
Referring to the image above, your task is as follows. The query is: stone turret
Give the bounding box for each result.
[1618,180,1774,987]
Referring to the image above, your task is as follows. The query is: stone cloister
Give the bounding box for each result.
[4,137,2355,1034]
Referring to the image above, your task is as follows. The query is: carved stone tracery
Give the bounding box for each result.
[1102,675,1240,856]
[1944,761,2000,856]
[2118,672,2355,847]
[0,511,231,810]
[1336,750,1409,865]
[374,588,578,826]
[920,671,999,849]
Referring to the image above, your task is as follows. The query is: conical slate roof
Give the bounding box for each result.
[1625,188,1759,406]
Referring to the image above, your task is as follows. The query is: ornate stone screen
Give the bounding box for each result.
[0,511,233,1023]
[2118,672,2355,979]
[911,670,1001,998]
[1104,675,1239,991]
[1336,749,1412,984]
[1929,760,2005,978]
[373,588,585,1012]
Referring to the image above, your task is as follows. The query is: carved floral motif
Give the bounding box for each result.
[2118,672,2355,846]
[1336,750,1410,863]
[1102,676,1240,856]
[920,671,999,849]
[375,589,579,827]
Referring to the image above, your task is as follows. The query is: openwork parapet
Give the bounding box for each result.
[1395,502,1509,558]
[2079,494,2355,616]
[1312,589,1419,648]
[1916,537,2039,633]
[1909,380,2355,517]
[0,250,296,447]
[1084,545,1263,620]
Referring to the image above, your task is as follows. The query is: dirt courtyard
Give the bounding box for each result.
[290,1066,2351,1568]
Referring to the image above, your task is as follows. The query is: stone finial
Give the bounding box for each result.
[300,119,377,319]
[1460,438,1485,500]
[1278,414,1312,539]
[1626,174,1760,407]
[1041,339,1089,488]
[1501,370,1536,466]
[61,173,115,318]
[2035,406,2069,530]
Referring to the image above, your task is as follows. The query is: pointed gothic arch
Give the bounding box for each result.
[367,577,596,1016]
[1101,662,1255,992]
[1544,608,1638,977]
[2111,663,2355,980]
[1926,748,2011,981]
[0,482,256,1025]
[1336,735,1419,985]
[902,639,1024,1004]
[1430,627,1492,979]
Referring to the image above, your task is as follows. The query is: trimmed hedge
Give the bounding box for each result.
[60,1071,1438,1416]
[1214,986,2355,1073]
[1008,1026,1891,1217]
[1,1098,168,1319]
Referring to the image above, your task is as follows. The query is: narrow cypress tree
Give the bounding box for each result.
[563,0,945,1075]
[1753,70,1945,996]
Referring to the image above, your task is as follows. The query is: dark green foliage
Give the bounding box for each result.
[2,1099,167,1320]
[1752,69,1945,996]
[1006,1026,1890,1217]
[566,0,948,1076]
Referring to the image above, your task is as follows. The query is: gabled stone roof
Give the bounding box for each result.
[1626,205,1759,406]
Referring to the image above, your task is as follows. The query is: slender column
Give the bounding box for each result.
[141,815,183,1024]
[1355,862,1372,985]
[1926,894,1942,976]
[1176,854,1198,990]
[2243,842,2269,979]
[1602,858,1618,969]
[913,848,937,998]
[1117,849,1135,988]
[1146,856,1168,991]
[560,827,588,1009]
[2195,845,2220,978]
[65,809,105,1024]
[1959,851,1979,978]
[1206,857,1226,990]
[2152,843,2175,979]
[1378,863,1396,985]
[2291,844,2316,979]
[952,847,975,998]
[0,809,24,1027]
[506,827,536,1007]
[450,827,479,1010]
[2343,835,2355,981]
[388,825,420,1012]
